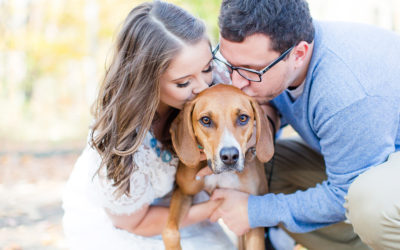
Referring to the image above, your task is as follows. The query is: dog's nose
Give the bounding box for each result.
[220,147,239,166]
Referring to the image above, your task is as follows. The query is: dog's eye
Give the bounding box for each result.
[238,114,249,125]
[200,116,212,127]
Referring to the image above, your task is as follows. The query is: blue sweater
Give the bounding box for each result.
[248,21,400,233]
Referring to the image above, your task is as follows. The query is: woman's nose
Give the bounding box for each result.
[231,70,250,90]
[193,78,209,94]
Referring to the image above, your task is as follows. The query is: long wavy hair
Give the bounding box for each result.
[91,1,206,197]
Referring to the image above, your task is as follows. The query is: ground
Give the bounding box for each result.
[0,134,304,250]
[0,145,80,250]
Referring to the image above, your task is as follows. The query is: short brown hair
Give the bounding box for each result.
[219,0,314,53]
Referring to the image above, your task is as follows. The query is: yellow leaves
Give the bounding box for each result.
[1,0,222,143]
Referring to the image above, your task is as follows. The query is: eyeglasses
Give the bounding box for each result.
[212,43,294,82]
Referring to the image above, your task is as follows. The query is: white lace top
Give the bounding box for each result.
[88,131,178,215]
[62,131,235,250]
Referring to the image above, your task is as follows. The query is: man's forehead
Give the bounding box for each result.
[219,34,276,66]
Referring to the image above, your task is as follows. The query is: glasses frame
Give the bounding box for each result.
[212,43,295,82]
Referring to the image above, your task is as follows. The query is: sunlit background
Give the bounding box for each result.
[1,0,400,145]
[1,0,399,249]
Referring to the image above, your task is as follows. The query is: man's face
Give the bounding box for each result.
[219,34,294,104]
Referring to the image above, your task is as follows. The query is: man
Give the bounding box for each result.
[209,0,400,249]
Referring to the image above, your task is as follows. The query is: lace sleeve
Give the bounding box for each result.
[90,167,155,216]
[87,133,177,215]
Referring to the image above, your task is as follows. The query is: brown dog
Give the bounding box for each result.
[162,84,274,250]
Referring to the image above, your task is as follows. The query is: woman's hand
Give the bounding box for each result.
[185,198,223,224]
[199,148,207,161]
[196,166,213,180]
[196,146,212,180]
[106,198,222,237]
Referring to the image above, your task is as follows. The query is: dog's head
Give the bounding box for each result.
[170,84,274,173]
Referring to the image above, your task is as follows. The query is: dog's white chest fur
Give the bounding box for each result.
[204,172,241,191]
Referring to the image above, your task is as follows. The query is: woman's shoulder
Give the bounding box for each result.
[134,131,179,169]
[83,130,178,172]
[86,131,178,215]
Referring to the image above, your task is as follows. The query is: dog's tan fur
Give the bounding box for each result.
[162,84,274,250]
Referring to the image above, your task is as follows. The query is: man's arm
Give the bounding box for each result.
[210,96,398,234]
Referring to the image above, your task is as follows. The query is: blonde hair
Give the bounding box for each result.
[91,1,206,196]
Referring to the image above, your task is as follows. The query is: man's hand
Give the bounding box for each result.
[209,188,251,236]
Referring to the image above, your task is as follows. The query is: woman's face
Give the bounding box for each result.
[159,39,213,113]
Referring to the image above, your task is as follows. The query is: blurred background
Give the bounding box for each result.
[1,0,399,249]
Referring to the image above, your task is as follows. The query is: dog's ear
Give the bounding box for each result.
[170,100,200,167]
[250,99,274,163]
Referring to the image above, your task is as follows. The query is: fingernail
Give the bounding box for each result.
[195,176,201,181]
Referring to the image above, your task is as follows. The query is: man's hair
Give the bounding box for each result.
[219,0,314,53]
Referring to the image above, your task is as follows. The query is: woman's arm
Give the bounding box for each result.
[106,198,221,237]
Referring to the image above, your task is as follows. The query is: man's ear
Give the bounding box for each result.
[170,100,200,167]
[292,41,310,68]
[250,99,274,163]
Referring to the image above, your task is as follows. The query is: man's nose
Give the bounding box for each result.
[231,70,250,90]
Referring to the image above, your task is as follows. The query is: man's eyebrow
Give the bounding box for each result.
[232,62,267,70]
[222,56,267,69]
[239,63,266,69]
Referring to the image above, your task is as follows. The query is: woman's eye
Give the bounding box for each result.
[199,116,212,127]
[238,114,249,125]
[176,81,190,88]
[202,64,213,73]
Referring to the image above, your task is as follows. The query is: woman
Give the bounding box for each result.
[62,1,234,249]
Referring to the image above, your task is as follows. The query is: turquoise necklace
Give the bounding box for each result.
[149,136,173,163]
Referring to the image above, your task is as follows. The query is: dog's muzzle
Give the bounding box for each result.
[209,146,244,174]
[220,146,239,166]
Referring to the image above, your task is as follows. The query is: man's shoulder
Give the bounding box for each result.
[314,20,400,55]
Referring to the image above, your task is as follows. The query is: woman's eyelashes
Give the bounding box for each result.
[176,81,190,88]
[175,64,213,88]
[202,64,213,73]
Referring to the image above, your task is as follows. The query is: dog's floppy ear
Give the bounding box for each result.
[170,100,200,167]
[250,99,274,163]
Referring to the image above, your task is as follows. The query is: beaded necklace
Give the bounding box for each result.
[149,135,173,163]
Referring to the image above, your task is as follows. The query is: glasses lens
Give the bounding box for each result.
[214,58,233,74]
[237,69,261,82]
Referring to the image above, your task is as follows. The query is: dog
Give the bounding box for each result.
[162,84,274,250]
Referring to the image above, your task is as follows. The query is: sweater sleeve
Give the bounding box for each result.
[248,96,398,232]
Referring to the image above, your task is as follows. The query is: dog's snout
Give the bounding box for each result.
[220,147,239,166]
